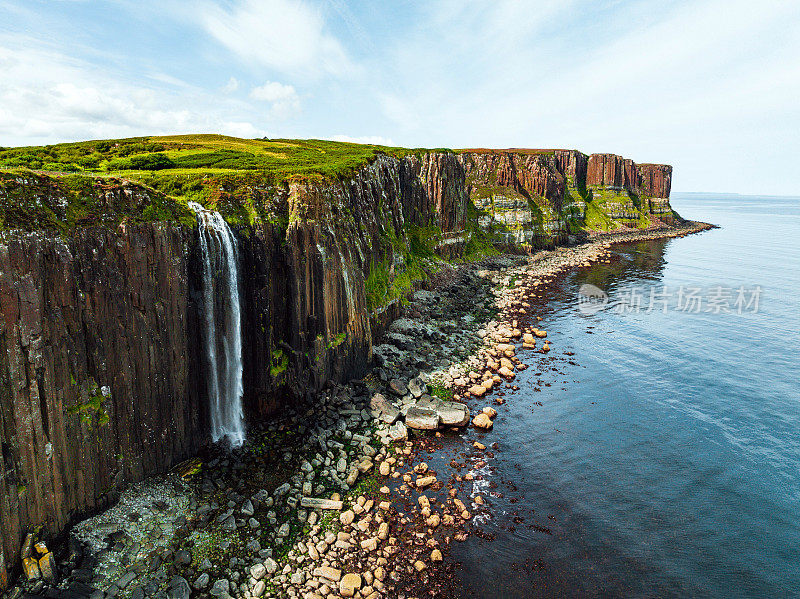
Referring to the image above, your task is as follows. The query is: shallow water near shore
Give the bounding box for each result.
[450,194,800,597]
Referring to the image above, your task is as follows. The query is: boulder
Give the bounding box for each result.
[250,564,266,581]
[167,577,190,599]
[468,384,486,397]
[388,421,407,442]
[300,497,343,510]
[388,379,409,396]
[498,366,515,378]
[437,401,470,427]
[37,552,57,583]
[473,413,493,429]
[339,573,362,597]
[408,377,426,398]
[313,566,341,582]
[405,407,440,430]
[264,558,278,574]
[193,573,210,590]
[22,557,40,581]
[370,393,400,424]
[416,476,436,488]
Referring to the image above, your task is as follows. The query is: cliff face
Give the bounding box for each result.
[458,150,677,246]
[0,223,203,573]
[0,147,676,570]
[0,153,470,568]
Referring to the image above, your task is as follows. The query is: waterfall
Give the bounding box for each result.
[189,202,245,447]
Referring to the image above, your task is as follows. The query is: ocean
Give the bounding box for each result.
[449,193,800,597]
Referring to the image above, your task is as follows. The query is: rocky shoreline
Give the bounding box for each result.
[4,220,712,599]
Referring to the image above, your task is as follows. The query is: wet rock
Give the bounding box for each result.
[473,413,493,429]
[405,407,440,430]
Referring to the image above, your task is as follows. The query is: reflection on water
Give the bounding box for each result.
[443,194,800,598]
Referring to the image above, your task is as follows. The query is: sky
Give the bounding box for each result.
[1,0,798,195]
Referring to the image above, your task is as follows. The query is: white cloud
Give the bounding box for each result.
[222,76,239,93]
[0,40,269,145]
[250,81,301,118]
[200,0,355,78]
[328,134,395,146]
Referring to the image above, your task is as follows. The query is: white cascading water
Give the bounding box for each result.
[188,202,245,447]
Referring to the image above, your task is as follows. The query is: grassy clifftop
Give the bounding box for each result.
[0,134,421,182]
[0,134,452,230]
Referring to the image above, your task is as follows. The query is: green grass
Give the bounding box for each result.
[0,134,456,230]
[0,169,195,232]
[429,381,454,401]
[0,134,444,189]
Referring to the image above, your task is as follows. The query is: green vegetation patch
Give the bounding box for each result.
[0,170,194,232]
[270,348,289,378]
[67,380,110,430]
[0,134,456,231]
[0,134,442,191]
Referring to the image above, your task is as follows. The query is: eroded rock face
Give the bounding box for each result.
[586,153,638,191]
[0,224,203,571]
[460,149,678,243]
[638,163,672,199]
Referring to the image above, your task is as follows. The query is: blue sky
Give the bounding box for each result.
[1,0,798,194]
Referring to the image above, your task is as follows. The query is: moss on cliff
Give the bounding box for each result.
[0,170,195,232]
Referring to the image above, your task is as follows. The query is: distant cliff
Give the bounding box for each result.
[457,149,676,248]
[0,142,680,573]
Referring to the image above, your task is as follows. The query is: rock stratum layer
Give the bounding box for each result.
[0,147,677,572]
[459,149,674,247]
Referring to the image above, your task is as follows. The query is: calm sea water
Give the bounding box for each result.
[448,194,800,598]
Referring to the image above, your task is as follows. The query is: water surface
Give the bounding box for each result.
[449,194,800,598]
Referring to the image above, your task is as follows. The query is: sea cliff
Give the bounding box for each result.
[0,137,682,575]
